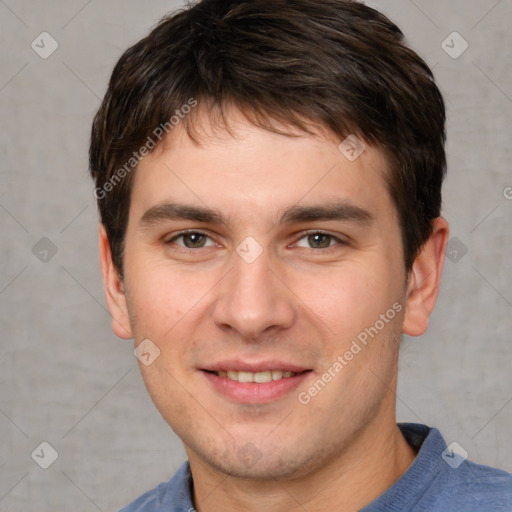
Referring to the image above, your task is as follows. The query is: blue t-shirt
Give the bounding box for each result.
[120,423,512,511]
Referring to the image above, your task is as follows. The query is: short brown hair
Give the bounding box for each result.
[89,0,446,276]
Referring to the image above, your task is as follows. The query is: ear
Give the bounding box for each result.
[402,217,449,337]
[98,223,133,339]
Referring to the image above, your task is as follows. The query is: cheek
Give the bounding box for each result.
[299,261,396,339]
[124,260,219,391]
[124,258,209,340]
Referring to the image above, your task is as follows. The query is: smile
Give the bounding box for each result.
[214,370,298,383]
[202,366,312,404]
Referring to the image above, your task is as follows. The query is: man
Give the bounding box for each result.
[89,0,512,510]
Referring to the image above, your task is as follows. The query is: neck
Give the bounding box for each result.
[188,415,416,512]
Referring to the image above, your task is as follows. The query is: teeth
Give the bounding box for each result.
[254,371,272,383]
[238,371,254,383]
[217,370,297,382]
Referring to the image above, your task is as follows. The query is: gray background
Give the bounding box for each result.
[1,0,511,510]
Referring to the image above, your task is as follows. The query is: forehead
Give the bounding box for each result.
[130,107,395,226]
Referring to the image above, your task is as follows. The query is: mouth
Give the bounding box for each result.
[206,369,304,382]
[201,364,313,403]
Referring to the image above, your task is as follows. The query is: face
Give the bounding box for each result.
[103,109,441,481]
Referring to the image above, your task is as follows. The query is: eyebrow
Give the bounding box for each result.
[139,201,373,228]
[280,202,373,224]
[140,203,224,226]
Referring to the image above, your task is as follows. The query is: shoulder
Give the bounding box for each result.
[118,483,164,512]
[431,460,512,511]
[394,424,512,512]
[118,462,193,512]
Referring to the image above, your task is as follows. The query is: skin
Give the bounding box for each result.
[100,108,449,512]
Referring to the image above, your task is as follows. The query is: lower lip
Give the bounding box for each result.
[201,371,312,404]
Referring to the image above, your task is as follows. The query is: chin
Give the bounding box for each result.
[192,440,325,482]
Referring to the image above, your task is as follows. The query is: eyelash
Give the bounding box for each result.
[294,230,346,250]
[165,230,346,252]
[165,230,216,249]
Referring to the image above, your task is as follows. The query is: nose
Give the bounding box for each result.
[211,243,297,341]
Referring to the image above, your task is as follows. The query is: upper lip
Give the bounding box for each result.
[202,360,311,373]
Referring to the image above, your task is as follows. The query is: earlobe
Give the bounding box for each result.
[98,224,133,339]
[402,217,449,337]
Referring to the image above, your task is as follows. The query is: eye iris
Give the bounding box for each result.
[308,234,330,248]
[184,233,206,248]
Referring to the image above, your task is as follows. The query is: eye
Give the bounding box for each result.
[295,231,343,249]
[167,231,216,249]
